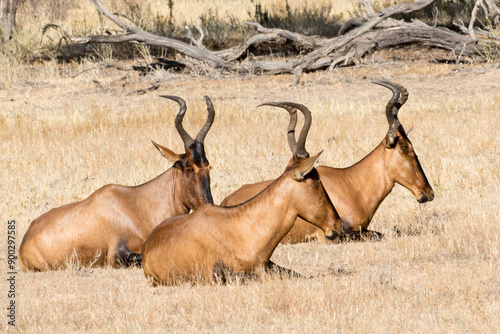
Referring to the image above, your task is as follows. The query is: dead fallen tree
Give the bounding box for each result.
[73,0,500,85]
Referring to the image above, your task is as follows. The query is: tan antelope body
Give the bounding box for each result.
[221,82,434,242]
[141,104,343,286]
[19,96,215,271]
[142,153,338,286]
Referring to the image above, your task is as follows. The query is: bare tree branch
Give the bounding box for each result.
[483,0,500,24]
[291,0,438,85]
[469,0,483,40]
[74,0,229,69]
[359,0,376,18]
[185,17,206,49]
[72,0,499,84]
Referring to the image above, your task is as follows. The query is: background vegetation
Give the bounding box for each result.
[2,0,498,61]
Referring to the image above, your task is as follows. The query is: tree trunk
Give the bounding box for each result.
[1,0,19,45]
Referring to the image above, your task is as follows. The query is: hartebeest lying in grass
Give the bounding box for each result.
[221,81,434,242]
[19,96,215,271]
[141,103,343,286]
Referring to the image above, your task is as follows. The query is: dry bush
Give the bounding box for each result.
[1,57,499,332]
[7,0,358,60]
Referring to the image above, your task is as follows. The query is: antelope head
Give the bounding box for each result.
[258,102,343,240]
[373,81,434,204]
[287,151,342,237]
[152,95,214,209]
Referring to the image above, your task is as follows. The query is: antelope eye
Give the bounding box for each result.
[398,139,409,150]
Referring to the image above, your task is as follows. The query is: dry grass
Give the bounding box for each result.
[16,0,359,27]
[1,58,499,332]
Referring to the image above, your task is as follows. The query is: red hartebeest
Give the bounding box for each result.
[141,105,342,286]
[221,81,434,242]
[19,95,216,271]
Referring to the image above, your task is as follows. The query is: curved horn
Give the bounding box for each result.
[258,102,311,158]
[397,85,409,108]
[293,103,312,158]
[195,96,216,143]
[372,81,408,126]
[258,102,298,154]
[160,95,195,147]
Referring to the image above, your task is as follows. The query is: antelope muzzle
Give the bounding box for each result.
[417,188,435,203]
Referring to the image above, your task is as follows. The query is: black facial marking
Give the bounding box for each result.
[187,141,209,165]
[200,175,214,204]
[187,140,213,204]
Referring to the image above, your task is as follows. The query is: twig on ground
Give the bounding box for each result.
[125,84,160,96]
[71,62,135,78]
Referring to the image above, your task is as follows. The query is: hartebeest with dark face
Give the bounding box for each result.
[19,96,215,271]
[221,81,434,242]
[141,105,343,286]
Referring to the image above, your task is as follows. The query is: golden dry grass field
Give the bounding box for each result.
[1,57,499,333]
[14,0,358,30]
[1,1,500,333]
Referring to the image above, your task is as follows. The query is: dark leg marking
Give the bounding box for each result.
[340,230,384,242]
[114,241,142,268]
[212,263,258,284]
[363,230,384,240]
[266,261,309,279]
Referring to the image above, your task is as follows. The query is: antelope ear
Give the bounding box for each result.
[151,140,180,163]
[383,121,398,149]
[293,151,323,181]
